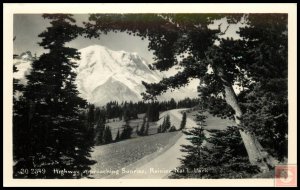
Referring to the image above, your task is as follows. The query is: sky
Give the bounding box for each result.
[13,14,243,64]
[13,14,155,63]
[13,14,245,97]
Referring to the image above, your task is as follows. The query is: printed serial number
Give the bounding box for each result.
[18,168,46,175]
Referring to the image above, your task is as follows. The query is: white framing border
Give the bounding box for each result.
[3,3,297,187]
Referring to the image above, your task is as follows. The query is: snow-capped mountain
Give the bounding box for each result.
[13,45,199,106]
[75,45,164,105]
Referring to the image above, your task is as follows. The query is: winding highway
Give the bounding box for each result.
[120,108,205,179]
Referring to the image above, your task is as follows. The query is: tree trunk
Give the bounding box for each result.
[223,84,278,172]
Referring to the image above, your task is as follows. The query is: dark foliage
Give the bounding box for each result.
[161,115,171,133]
[144,121,150,135]
[170,109,259,179]
[147,101,160,122]
[103,126,113,144]
[95,120,105,145]
[169,125,177,132]
[137,116,147,136]
[120,123,133,140]
[115,129,120,142]
[13,14,95,178]
[179,112,187,130]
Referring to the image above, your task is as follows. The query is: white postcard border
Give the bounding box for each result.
[3,3,297,187]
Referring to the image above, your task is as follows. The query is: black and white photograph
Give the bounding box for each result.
[3,3,297,187]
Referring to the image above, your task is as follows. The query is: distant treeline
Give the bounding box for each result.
[83,97,199,123]
[79,98,198,146]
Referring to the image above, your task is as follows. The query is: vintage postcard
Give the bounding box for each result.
[3,3,297,187]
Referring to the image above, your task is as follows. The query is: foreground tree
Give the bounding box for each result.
[84,13,287,171]
[13,46,28,165]
[13,14,95,178]
[237,14,288,162]
[171,126,260,178]
[171,102,259,178]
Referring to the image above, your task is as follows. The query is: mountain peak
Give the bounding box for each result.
[75,45,198,105]
[76,45,163,105]
[14,45,198,106]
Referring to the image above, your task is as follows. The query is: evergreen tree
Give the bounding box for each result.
[115,129,120,142]
[83,109,95,150]
[128,101,138,119]
[12,36,20,95]
[93,108,107,129]
[119,112,123,121]
[135,124,139,136]
[171,107,208,178]
[13,48,28,165]
[94,107,101,123]
[144,121,150,136]
[103,126,113,144]
[201,96,235,120]
[13,14,95,178]
[87,104,95,128]
[165,115,171,131]
[13,37,33,160]
[161,117,166,133]
[147,101,160,122]
[139,115,146,136]
[95,120,105,145]
[169,125,177,132]
[120,123,133,140]
[85,13,287,171]
[161,115,171,133]
[180,112,187,130]
[171,107,259,178]
[171,127,260,178]
[177,98,199,109]
[157,125,162,133]
[123,108,131,122]
[137,101,148,114]
[237,14,288,162]
[168,98,177,110]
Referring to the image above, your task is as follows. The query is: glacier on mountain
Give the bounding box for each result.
[13,45,199,106]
